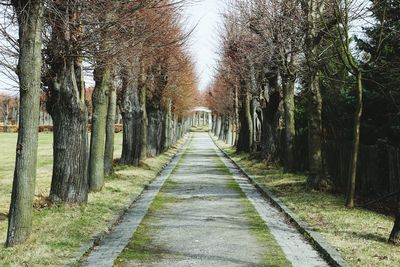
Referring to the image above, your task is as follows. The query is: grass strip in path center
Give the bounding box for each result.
[78,136,192,267]
[116,132,292,267]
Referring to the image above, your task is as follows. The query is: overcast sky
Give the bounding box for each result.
[182,0,226,91]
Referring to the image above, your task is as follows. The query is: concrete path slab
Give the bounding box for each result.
[215,139,328,267]
[81,133,329,267]
[79,137,191,267]
[131,134,269,267]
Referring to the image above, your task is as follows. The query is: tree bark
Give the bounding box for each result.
[215,116,222,136]
[49,97,88,204]
[260,72,281,162]
[89,65,111,191]
[7,0,44,247]
[307,71,324,188]
[164,99,173,148]
[234,85,240,146]
[147,108,164,157]
[302,0,326,189]
[283,77,296,172]
[219,115,225,140]
[46,7,88,204]
[345,71,363,208]
[237,90,253,153]
[245,92,254,151]
[211,114,216,134]
[120,71,142,166]
[139,82,148,160]
[104,86,117,176]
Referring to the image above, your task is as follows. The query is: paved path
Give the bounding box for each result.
[114,133,329,267]
[80,138,191,267]
[216,140,328,267]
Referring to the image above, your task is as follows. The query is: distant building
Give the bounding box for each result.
[191,106,212,128]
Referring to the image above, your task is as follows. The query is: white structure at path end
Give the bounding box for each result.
[191,106,212,129]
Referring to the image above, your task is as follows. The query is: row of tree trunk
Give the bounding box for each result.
[6,0,191,247]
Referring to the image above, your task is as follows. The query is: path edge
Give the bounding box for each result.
[66,134,192,267]
[210,133,350,267]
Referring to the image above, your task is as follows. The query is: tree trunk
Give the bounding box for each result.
[227,117,233,145]
[104,86,117,176]
[139,60,149,161]
[215,116,221,136]
[140,85,148,160]
[237,91,253,153]
[147,108,164,157]
[49,97,88,204]
[7,0,44,247]
[219,115,225,140]
[302,0,326,189]
[389,200,400,244]
[120,71,142,166]
[345,71,363,208]
[260,86,281,162]
[3,101,9,125]
[234,85,240,146]
[89,65,111,191]
[46,7,88,204]
[211,114,215,133]
[164,99,172,148]
[307,71,324,188]
[245,92,254,151]
[51,70,88,203]
[283,77,296,172]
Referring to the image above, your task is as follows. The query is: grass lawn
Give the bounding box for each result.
[0,132,187,266]
[214,138,400,267]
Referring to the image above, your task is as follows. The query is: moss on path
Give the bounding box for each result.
[116,133,290,267]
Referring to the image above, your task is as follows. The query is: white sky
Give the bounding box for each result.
[182,0,226,91]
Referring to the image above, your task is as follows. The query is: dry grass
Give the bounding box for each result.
[214,138,400,267]
[0,132,187,266]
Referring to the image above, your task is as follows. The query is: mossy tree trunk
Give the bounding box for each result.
[89,64,111,191]
[104,85,117,176]
[6,0,44,247]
